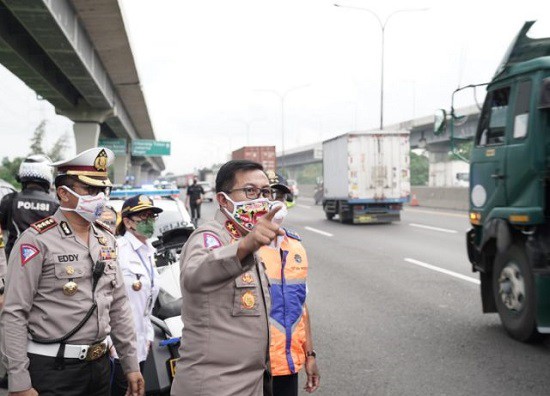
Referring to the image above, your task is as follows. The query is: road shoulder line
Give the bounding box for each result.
[404,258,480,284]
[304,226,333,237]
[409,223,459,234]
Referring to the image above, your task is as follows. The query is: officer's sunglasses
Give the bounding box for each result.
[70,183,111,197]
[131,211,159,221]
[227,187,274,200]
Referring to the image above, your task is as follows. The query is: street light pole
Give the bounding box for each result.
[256,84,310,174]
[334,4,427,130]
[232,118,265,146]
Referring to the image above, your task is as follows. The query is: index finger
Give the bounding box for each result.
[263,205,282,221]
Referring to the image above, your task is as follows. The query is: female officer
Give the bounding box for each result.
[111,194,163,396]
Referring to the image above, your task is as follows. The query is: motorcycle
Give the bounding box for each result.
[142,227,193,395]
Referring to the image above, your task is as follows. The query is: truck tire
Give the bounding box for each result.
[492,244,539,342]
[325,211,334,220]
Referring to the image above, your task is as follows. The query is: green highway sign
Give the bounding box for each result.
[98,138,127,155]
[131,140,171,156]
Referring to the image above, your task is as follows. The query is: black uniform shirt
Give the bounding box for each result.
[186,184,204,204]
[0,186,59,257]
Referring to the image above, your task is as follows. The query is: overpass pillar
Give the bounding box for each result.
[130,159,145,187]
[140,163,152,185]
[427,143,451,187]
[113,155,128,186]
[148,169,160,183]
[58,108,116,153]
[73,122,100,153]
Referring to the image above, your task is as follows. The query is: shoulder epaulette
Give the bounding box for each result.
[94,220,115,236]
[30,217,57,234]
[283,227,301,241]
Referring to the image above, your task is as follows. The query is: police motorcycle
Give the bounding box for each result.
[142,226,193,395]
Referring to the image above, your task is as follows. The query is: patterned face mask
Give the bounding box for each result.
[221,193,270,232]
[60,186,106,223]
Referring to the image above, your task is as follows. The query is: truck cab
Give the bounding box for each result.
[436,21,550,341]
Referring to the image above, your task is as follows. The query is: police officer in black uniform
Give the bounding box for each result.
[0,154,59,257]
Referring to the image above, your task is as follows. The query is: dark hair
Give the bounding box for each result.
[115,220,127,236]
[215,160,264,193]
[54,175,77,189]
[54,175,77,199]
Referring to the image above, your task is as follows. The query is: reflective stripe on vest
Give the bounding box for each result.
[260,237,308,375]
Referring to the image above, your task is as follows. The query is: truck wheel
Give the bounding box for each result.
[325,211,334,220]
[492,244,539,342]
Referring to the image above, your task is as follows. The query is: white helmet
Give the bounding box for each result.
[18,154,54,186]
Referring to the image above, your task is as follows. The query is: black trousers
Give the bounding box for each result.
[110,359,145,396]
[28,353,110,396]
[272,373,298,396]
[190,203,201,220]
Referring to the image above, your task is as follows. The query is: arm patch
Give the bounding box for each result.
[30,217,57,234]
[283,227,301,241]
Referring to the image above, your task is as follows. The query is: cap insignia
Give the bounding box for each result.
[94,149,108,171]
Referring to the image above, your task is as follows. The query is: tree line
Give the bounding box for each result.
[0,121,70,188]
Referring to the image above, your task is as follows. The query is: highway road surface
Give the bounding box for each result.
[202,198,550,396]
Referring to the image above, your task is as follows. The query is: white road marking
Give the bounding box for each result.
[404,258,480,285]
[409,223,458,234]
[296,204,312,209]
[304,226,333,237]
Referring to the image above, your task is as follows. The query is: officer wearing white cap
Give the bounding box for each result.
[0,148,144,396]
[0,154,59,257]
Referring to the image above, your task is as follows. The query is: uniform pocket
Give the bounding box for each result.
[53,264,87,300]
[232,278,260,317]
[102,261,119,288]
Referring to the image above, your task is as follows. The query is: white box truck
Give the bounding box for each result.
[323,131,411,223]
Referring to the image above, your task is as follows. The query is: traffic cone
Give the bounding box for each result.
[410,193,419,206]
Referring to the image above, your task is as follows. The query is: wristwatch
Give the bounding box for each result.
[306,350,317,358]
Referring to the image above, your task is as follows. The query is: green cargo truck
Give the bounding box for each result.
[434,21,550,341]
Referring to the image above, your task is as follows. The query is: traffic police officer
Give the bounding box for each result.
[0,147,144,396]
[0,154,59,257]
[171,160,283,396]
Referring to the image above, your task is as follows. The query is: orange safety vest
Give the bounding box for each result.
[259,228,308,376]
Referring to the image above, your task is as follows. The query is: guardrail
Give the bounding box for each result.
[299,184,468,211]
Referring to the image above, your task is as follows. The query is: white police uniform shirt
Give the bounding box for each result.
[116,231,160,362]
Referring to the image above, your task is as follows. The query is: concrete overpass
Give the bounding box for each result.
[277,105,481,181]
[0,0,164,184]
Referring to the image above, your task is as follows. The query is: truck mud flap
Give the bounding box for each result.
[466,228,480,267]
[535,272,550,333]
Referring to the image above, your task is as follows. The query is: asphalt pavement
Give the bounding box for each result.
[3,199,549,396]
[198,199,550,396]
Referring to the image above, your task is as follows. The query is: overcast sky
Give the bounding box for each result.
[1,0,549,174]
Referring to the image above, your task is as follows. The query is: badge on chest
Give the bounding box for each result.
[100,246,117,261]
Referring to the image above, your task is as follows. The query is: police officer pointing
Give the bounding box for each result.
[0,148,144,396]
[0,154,59,258]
